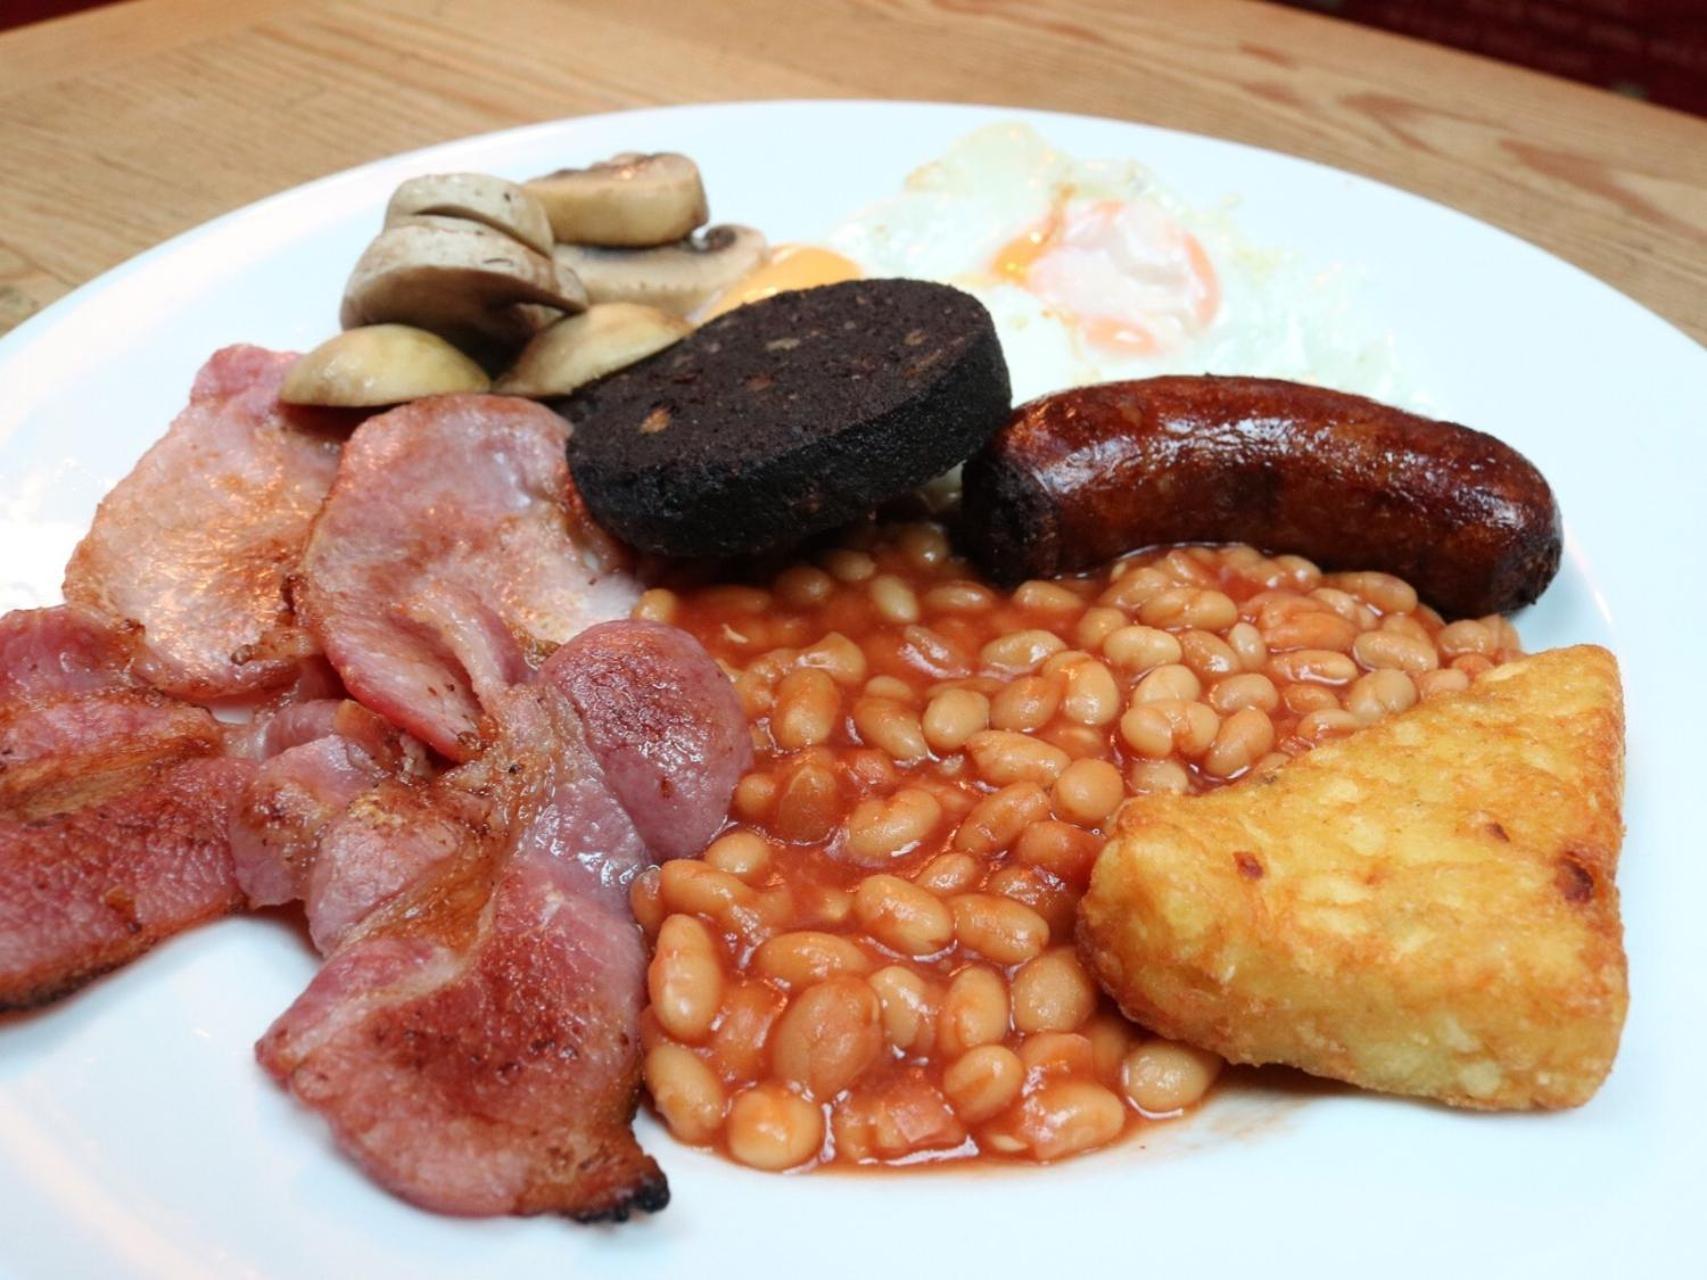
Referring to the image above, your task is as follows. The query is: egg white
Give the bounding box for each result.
[828,123,1410,406]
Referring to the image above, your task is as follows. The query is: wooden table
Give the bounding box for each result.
[1,0,1703,343]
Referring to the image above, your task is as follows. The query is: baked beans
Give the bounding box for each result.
[637,526,1522,1170]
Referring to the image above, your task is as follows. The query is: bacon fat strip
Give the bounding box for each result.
[959,376,1562,619]
[63,346,348,700]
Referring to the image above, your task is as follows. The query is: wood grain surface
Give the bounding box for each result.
[0,0,1703,342]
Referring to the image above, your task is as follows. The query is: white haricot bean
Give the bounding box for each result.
[1209,671,1279,714]
[1012,821,1101,886]
[1120,1040,1223,1114]
[966,731,1070,786]
[1098,566,1171,610]
[1226,621,1269,671]
[773,564,836,608]
[953,781,1050,855]
[980,629,1067,672]
[1352,629,1440,673]
[943,1044,1025,1123]
[660,860,755,919]
[1051,758,1123,826]
[852,695,929,762]
[1138,587,1239,631]
[1128,758,1191,795]
[798,631,867,685]
[773,762,840,842]
[1102,625,1182,671]
[1309,586,1378,630]
[703,829,773,883]
[990,674,1062,732]
[1202,707,1276,779]
[1075,606,1128,649]
[726,1083,824,1170]
[632,587,679,624]
[844,788,943,864]
[1269,648,1359,686]
[822,549,876,582]
[1015,580,1085,614]
[937,965,1011,1057]
[869,965,939,1053]
[923,580,997,613]
[863,674,916,703]
[1011,948,1098,1033]
[751,931,871,988]
[912,851,983,895]
[1263,610,1359,653]
[1346,668,1419,724]
[1131,662,1203,705]
[644,1044,727,1144]
[1438,619,1498,657]
[1060,658,1120,726]
[1297,707,1361,741]
[1328,570,1418,615]
[771,668,841,749]
[950,893,1050,965]
[771,975,883,1099]
[922,687,991,753]
[649,915,723,1043]
[1015,1080,1126,1160]
[854,874,954,956]
[869,573,922,624]
[1179,629,1241,679]
[1417,668,1472,700]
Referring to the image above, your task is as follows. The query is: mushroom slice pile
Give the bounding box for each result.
[341,215,587,355]
[554,225,767,318]
[525,153,709,247]
[281,325,490,407]
[384,173,555,257]
[495,305,690,397]
[309,152,769,407]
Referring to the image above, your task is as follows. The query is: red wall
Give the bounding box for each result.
[1271,0,1707,115]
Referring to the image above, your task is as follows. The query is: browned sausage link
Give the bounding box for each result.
[957,376,1562,619]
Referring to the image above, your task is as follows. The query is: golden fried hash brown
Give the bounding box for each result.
[1079,645,1626,1110]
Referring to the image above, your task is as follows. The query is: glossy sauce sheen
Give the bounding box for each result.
[960,376,1562,618]
[634,528,1522,1170]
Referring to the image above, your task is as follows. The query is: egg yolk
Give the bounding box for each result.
[990,196,1221,356]
[699,245,863,320]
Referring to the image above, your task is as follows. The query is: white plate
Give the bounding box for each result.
[1,101,1703,1279]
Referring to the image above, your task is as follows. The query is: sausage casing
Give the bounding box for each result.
[958,376,1562,618]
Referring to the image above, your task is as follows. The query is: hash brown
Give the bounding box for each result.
[1078,645,1626,1110]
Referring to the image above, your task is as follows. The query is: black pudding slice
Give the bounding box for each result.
[561,278,1012,558]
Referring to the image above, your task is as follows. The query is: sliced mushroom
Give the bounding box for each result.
[494,304,691,397]
[384,173,554,257]
[525,152,708,247]
[552,225,767,318]
[280,325,491,407]
[340,215,588,355]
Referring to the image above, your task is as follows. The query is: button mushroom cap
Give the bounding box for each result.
[280,324,492,407]
[525,152,709,248]
[340,214,588,355]
[384,173,555,257]
[494,304,691,398]
[552,225,767,318]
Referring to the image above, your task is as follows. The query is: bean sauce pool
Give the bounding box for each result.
[628,525,1523,1171]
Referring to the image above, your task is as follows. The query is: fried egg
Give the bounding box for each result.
[824,123,1409,404]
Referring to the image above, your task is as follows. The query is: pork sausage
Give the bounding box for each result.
[958,376,1562,618]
